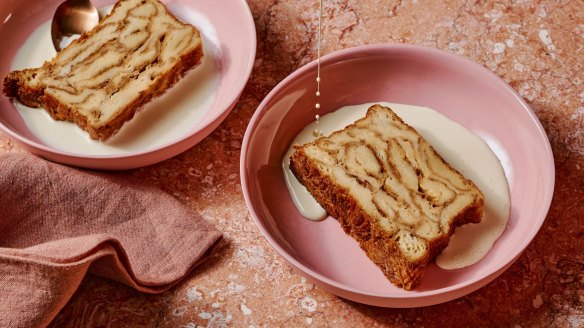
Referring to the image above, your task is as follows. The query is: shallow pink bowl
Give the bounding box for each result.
[240,44,555,307]
[0,0,255,170]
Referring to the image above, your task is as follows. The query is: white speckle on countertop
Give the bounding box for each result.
[538,29,555,50]
[299,296,318,312]
[507,23,522,30]
[484,10,502,24]
[187,287,203,302]
[236,246,268,268]
[505,39,514,48]
[566,130,584,156]
[493,43,506,54]
[447,41,465,55]
[199,311,212,320]
[203,311,233,327]
[307,317,313,325]
[572,107,584,121]
[240,303,252,316]
[227,281,246,294]
[212,302,221,308]
[567,314,584,328]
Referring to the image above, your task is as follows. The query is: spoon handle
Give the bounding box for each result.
[66,0,94,8]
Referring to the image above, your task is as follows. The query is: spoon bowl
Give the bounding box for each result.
[51,0,99,51]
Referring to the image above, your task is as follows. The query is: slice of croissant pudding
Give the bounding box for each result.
[3,0,203,141]
[289,104,484,290]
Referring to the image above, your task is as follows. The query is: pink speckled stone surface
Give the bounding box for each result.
[1,0,583,326]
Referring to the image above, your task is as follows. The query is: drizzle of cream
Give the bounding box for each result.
[314,0,322,122]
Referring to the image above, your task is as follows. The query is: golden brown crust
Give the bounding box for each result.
[2,0,203,141]
[3,69,45,108]
[290,147,428,290]
[289,105,484,290]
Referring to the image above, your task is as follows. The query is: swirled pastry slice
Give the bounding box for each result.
[289,104,484,290]
[3,0,203,141]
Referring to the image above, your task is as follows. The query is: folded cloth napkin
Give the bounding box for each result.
[0,153,222,328]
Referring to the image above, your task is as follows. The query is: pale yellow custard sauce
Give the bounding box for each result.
[282,102,511,270]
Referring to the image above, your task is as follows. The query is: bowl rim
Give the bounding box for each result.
[240,43,555,302]
[0,0,256,167]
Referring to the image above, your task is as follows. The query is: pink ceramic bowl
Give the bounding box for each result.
[240,44,555,307]
[0,0,255,170]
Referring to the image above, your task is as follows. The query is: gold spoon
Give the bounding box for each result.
[51,0,100,51]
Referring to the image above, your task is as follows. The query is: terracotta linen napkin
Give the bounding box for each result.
[0,153,222,328]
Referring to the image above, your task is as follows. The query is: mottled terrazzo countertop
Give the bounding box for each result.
[1,0,583,327]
